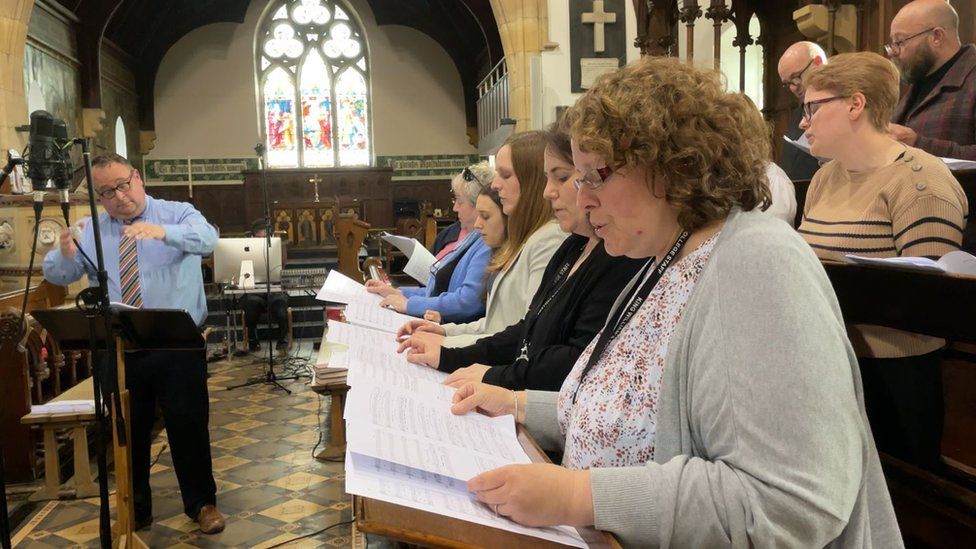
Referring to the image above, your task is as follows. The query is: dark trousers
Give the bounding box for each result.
[858,349,944,471]
[124,349,217,520]
[241,293,289,344]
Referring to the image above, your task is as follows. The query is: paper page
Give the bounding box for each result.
[844,254,944,272]
[324,320,393,348]
[937,250,976,275]
[31,400,96,415]
[343,301,416,334]
[345,360,453,401]
[345,383,531,464]
[344,452,587,548]
[382,232,437,284]
[940,157,976,172]
[316,269,375,304]
[783,134,831,163]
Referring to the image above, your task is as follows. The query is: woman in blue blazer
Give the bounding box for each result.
[366,162,495,323]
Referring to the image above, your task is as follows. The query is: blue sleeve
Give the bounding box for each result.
[401,286,428,298]
[42,222,94,286]
[161,203,218,255]
[405,240,490,322]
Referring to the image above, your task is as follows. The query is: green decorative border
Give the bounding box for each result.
[144,155,481,184]
[143,157,259,185]
[377,154,482,180]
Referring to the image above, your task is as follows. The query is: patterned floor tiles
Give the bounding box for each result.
[10,342,364,548]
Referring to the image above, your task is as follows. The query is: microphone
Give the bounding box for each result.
[0,149,23,187]
[25,110,73,219]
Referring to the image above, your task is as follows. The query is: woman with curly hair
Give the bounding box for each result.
[451,57,901,547]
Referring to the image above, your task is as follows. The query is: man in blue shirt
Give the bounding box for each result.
[43,153,225,534]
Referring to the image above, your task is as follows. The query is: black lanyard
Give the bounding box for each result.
[515,253,577,362]
[571,230,690,404]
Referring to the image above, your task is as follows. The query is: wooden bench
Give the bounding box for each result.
[20,377,98,501]
[310,338,348,461]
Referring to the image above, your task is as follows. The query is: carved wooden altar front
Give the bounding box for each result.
[242,167,394,237]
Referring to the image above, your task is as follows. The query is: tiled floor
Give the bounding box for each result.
[10,343,358,548]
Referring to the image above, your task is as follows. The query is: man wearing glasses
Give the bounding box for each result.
[777,41,827,180]
[887,0,975,160]
[42,153,225,534]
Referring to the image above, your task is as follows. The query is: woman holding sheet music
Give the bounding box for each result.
[365,163,494,323]
[451,57,901,547]
[396,131,567,349]
[397,125,644,391]
[797,52,967,470]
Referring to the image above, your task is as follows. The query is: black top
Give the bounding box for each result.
[438,234,646,391]
[781,107,821,181]
[904,46,966,115]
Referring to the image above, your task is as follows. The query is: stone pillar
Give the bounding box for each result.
[489,0,549,132]
[0,0,34,154]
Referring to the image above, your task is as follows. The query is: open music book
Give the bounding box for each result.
[315,270,416,333]
[323,321,586,547]
[844,251,976,275]
[785,134,976,172]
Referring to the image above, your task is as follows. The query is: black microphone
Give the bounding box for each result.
[51,118,74,217]
[0,149,23,187]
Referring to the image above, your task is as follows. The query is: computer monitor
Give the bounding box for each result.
[213,237,283,285]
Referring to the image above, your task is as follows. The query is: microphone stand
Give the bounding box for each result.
[72,137,123,548]
[227,143,297,393]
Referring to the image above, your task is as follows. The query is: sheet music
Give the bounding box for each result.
[343,300,415,333]
[315,269,377,304]
[344,383,531,480]
[382,232,437,284]
[345,452,587,548]
[324,320,392,349]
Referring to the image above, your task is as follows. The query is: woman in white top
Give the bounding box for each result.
[397,131,567,348]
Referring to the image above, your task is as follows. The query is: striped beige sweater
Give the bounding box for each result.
[799,146,968,358]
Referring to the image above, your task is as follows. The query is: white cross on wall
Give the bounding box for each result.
[582,0,617,53]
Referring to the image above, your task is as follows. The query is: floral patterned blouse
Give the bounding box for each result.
[556,234,719,469]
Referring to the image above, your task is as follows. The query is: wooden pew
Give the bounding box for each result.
[822,262,976,545]
[334,213,370,282]
[0,281,68,481]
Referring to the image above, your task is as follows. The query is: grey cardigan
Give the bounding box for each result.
[524,208,902,548]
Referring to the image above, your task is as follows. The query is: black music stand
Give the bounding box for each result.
[31,307,204,549]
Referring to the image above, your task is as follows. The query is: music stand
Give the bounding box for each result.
[32,307,204,549]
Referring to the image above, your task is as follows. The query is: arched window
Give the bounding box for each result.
[257,0,371,168]
[114,116,128,157]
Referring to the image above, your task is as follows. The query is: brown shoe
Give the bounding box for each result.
[196,504,225,535]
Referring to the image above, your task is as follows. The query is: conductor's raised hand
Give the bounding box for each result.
[59,227,77,258]
[123,222,165,241]
[396,334,441,369]
[396,318,446,339]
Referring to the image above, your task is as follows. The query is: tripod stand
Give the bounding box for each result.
[227,144,298,393]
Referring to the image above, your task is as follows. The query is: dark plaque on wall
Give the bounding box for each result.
[570,0,627,93]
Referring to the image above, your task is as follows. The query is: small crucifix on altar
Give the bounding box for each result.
[308,174,322,202]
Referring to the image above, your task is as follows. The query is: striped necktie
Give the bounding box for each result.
[119,221,144,308]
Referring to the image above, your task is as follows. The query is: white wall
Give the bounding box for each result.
[677,15,765,109]
[532,0,639,129]
[147,0,476,161]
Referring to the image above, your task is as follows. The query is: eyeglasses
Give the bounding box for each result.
[96,169,136,199]
[574,165,615,191]
[781,58,815,90]
[801,96,849,122]
[884,27,936,56]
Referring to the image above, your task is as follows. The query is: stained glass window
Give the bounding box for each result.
[257,0,371,168]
